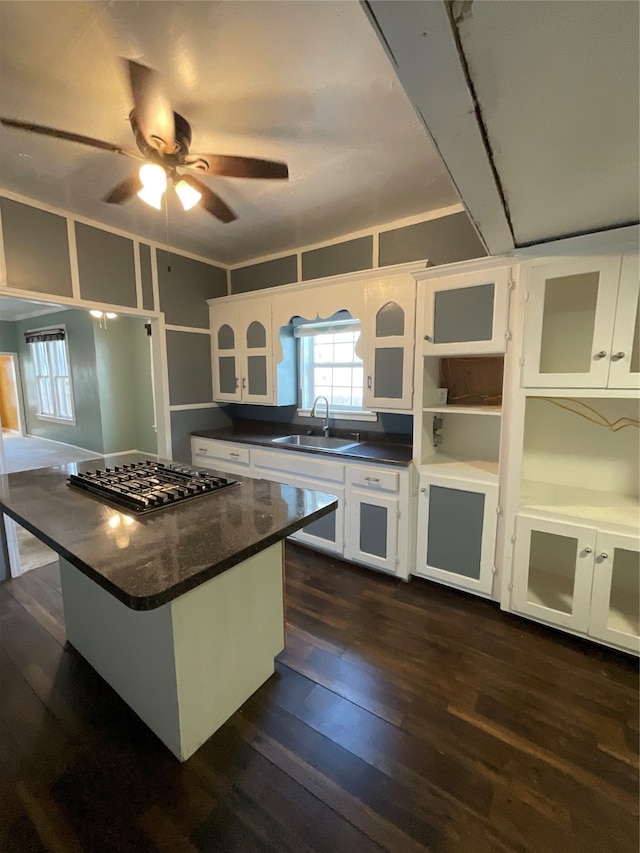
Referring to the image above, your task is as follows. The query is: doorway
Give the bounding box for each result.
[0,352,25,435]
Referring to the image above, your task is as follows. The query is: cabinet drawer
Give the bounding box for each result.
[348,465,399,493]
[257,448,345,484]
[191,438,250,467]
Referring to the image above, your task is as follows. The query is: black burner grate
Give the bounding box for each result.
[68,460,238,514]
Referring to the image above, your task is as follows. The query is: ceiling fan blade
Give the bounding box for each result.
[0,118,142,159]
[184,154,289,180]
[126,59,175,155]
[103,173,143,205]
[181,175,236,223]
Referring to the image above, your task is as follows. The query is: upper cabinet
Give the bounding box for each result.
[522,253,639,389]
[363,274,416,410]
[210,297,296,405]
[417,265,511,356]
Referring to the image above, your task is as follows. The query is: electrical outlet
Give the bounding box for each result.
[436,388,448,405]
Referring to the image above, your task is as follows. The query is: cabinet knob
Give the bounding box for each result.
[420,487,426,493]
[611,351,626,361]
[594,350,607,359]
[583,547,592,554]
[367,375,372,389]
[242,377,247,389]
[424,334,432,341]
[599,552,609,560]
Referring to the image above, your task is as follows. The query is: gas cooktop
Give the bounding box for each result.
[68,460,238,515]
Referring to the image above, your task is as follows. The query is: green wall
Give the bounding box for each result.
[15,309,104,452]
[6,309,157,455]
[0,320,18,352]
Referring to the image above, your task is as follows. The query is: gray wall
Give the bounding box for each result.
[224,403,412,436]
[170,407,231,464]
[228,211,487,295]
[75,223,137,307]
[158,252,227,328]
[0,198,73,297]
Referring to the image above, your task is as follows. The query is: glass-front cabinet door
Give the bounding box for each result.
[290,479,344,556]
[522,255,622,388]
[420,266,510,356]
[589,532,640,653]
[608,253,640,390]
[240,300,274,403]
[211,303,241,402]
[345,490,399,574]
[364,275,415,410]
[511,516,595,632]
[415,474,498,595]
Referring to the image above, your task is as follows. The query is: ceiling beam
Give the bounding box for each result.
[362,0,514,255]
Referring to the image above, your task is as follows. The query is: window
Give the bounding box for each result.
[296,318,372,417]
[25,327,75,422]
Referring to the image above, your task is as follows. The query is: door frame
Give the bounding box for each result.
[0,351,26,435]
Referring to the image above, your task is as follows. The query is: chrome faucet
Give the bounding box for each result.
[311,395,330,437]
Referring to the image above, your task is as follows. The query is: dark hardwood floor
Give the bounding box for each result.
[1,543,638,852]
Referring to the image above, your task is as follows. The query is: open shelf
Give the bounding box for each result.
[423,405,501,416]
[419,455,499,484]
[520,479,640,529]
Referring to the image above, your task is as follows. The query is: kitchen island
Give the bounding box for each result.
[0,453,337,761]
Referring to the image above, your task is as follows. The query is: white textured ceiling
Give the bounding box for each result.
[0,295,65,320]
[0,1,458,265]
[454,0,639,245]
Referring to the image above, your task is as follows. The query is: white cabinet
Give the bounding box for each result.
[511,516,639,653]
[345,464,404,576]
[293,477,345,556]
[210,297,296,405]
[191,437,252,478]
[415,474,498,595]
[522,253,639,389]
[416,265,511,356]
[362,275,416,411]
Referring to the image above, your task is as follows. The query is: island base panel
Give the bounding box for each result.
[59,543,285,761]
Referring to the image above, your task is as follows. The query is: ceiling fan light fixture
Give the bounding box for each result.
[137,162,166,209]
[175,179,202,211]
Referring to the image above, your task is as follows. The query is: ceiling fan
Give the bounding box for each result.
[0,59,289,223]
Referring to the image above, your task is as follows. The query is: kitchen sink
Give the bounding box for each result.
[271,434,361,451]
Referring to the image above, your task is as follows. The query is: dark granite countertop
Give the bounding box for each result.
[0,453,337,611]
[192,420,413,466]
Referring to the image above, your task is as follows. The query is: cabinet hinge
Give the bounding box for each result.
[508,275,515,290]
[397,509,401,519]
[519,356,525,367]
[496,505,502,516]
[492,565,498,575]
[508,582,513,592]
[505,331,512,342]
[510,534,517,544]
[524,290,530,302]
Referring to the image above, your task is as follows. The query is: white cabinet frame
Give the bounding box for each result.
[522,255,622,388]
[345,489,399,575]
[511,516,596,634]
[419,266,510,356]
[415,474,498,595]
[291,478,345,556]
[608,253,640,389]
[588,531,640,653]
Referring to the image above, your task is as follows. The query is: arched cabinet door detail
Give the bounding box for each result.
[364,277,416,411]
[210,297,296,405]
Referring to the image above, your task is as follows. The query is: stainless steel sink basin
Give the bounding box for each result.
[271,434,360,451]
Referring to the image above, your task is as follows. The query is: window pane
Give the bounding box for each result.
[314,344,333,364]
[334,343,353,363]
[333,367,352,386]
[37,377,54,415]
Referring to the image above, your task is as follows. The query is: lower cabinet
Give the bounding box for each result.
[415,474,498,595]
[191,438,252,478]
[345,464,403,576]
[291,478,345,556]
[510,515,639,653]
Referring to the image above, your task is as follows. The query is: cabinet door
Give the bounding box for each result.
[363,276,415,410]
[240,300,274,404]
[511,516,595,632]
[291,478,344,556]
[415,475,498,594]
[211,304,241,401]
[588,532,639,653]
[345,489,399,574]
[608,253,640,389]
[522,256,621,388]
[421,267,510,355]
